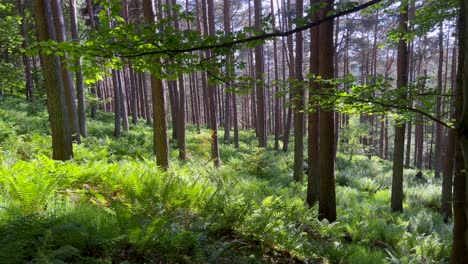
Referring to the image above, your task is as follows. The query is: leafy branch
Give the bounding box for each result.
[112,0,383,57]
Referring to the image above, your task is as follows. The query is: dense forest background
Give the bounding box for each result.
[0,0,467,263]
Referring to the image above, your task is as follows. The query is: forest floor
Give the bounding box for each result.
[0,96,452,263]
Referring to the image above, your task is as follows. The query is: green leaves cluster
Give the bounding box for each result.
[0,2,24,95]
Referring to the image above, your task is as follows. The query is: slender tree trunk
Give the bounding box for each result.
[441,44,458,220]
[207,0,220,166]
[31,56,41,93]
[233,92,240,148]
[138,73,146,120]
[143,0,170,170]
[415,114,424,169]
[385,116,389,159]
[178,73,187,160]
[169,0,186,160]
[142,73,153,126]
[135,72,142,120]
[129,66,138,125]
[318,0,336,222]
[253,0,266,147]
[223,0,231,144]
[282,0,294,152]
[405,37,413,167]
[86,0,98,119]
[435,24,444,178]
[118,70,129,132]
[293,0,305,182]
[405,15,415,168]
[69,0,86,137]
[112,70,122,138]
[307,0,320,207]
[379,116,385,158]
[405,120,412,167]
[17,0,34,102]
[271,0,280,151]
[391,0,409,213]
[441,128,456,220]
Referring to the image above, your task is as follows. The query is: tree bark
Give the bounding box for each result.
[207,0,220,166]
[119,69,129,133]
[34,0,73,160]
[170,0,186,160]
[130,66,138,125]
[452,1,468,261]
[391,0,408,213]
[223,0,232,144]
[434,24,444,178]
[254,0,267,147]
[69,0,87,137]
[441,45,458,220]
[112,70,122,138]
[51,0,80,143]
[318,0,336,222]
[307,0,320,207]
[271,0,280,151]
[292,0,305,182]
[143,0,170,170]
[282,0,294,152]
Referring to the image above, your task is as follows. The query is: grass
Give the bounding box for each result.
[0,96,452,263]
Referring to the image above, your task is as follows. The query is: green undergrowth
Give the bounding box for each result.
[0,96,452,263]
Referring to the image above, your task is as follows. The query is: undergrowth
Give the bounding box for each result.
[0,96,452,263]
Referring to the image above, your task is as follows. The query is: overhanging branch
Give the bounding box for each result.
[122,0,382,57]
[319,93,454,129]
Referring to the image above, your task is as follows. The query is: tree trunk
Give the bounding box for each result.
[307,0,320,207]
[318,0,336,222]
[282,0,294,152]
[178,73,187,160]
[441,44,458,220]
[17,0,34,102]
[51,0,80,144]
[391,0,408,213]
[223,0,231,144]
[452,1,468,261]
[143,0,170,170]
[129,66,138,125]
[292,0,305,182]
[170,0,186,160]
[34,0,73,160]
[385,116,389,159]
[112,70,122,138]
[452,143,467,262]
[142,73,153,126]
[86,0,98,119]
[434,24,444,178]
[271,0,280,151]
[207,0,220,166]
[137,73,146,120]
[441,127,455,220]
[253,0,266,147]
[69,0,87,137]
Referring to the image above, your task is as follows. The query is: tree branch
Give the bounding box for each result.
[324,93,454,129]
[122,0,382,57]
